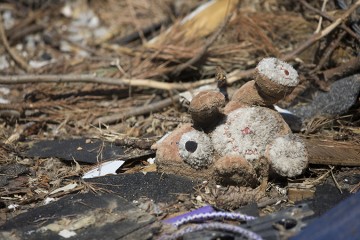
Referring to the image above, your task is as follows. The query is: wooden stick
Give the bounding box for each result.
[314,0,328,34]
[311,30,347,74]
[0,74,215,91]
[93,95,180,125]
[330,166,343,194]
[322,55,360,81]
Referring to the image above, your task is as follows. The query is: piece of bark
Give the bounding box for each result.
[288,183,315,202]
[288,188,315,202]
[304,138,360,166]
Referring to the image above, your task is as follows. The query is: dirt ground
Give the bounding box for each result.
[0,0,359,239]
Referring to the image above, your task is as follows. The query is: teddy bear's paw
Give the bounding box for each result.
[266,134,308,177]
[255,58,299,103]
[178,129,214,169]
[214,155,259,187]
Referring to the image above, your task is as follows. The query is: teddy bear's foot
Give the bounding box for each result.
[266,134,308,177]
[214,155,259,188]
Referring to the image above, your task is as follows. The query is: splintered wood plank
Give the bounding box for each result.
[304,138,360,166]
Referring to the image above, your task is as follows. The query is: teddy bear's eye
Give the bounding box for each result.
[185,140,198,153]
[178,130,213,169]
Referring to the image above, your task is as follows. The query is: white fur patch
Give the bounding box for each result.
[269,135,308,177]
[211,107,283,161]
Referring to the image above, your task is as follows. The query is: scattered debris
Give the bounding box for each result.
[43,197,56,205]
[288,183,315,202]
[58,229,77,239]
[0,0,359,238]
[25,138,153,164]
[49,183,78,196]
[7,204,19,211]
[85,172,197,203]
[0,192,158,240]
[0,164,29,187]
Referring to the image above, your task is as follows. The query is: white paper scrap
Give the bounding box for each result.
[58,229,77,238]
[8,204,19,210]
[82,160,125,179]
[43,197,56,205]
[147,158,155,164]
[274,105,293,115]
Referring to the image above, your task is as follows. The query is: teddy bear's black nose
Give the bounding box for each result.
[185,141,198,153]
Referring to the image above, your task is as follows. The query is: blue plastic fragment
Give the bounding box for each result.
[291,191,360,240]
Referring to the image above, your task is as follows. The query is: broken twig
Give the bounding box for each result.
[322,55,360,81]
[300,0,360,42]
[0,13,30,72]
[0,74,215,91]
[329,166,343,194]
[283,0,360,60]
[93,95,180,125]
[311,30,347,74]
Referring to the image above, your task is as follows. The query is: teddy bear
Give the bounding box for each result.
[152,58,308,188]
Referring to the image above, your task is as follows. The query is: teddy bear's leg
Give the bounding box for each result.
[226,58,299,110]
[265,134,308,177]
[214,155,259,188]
[226,80,270,112]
